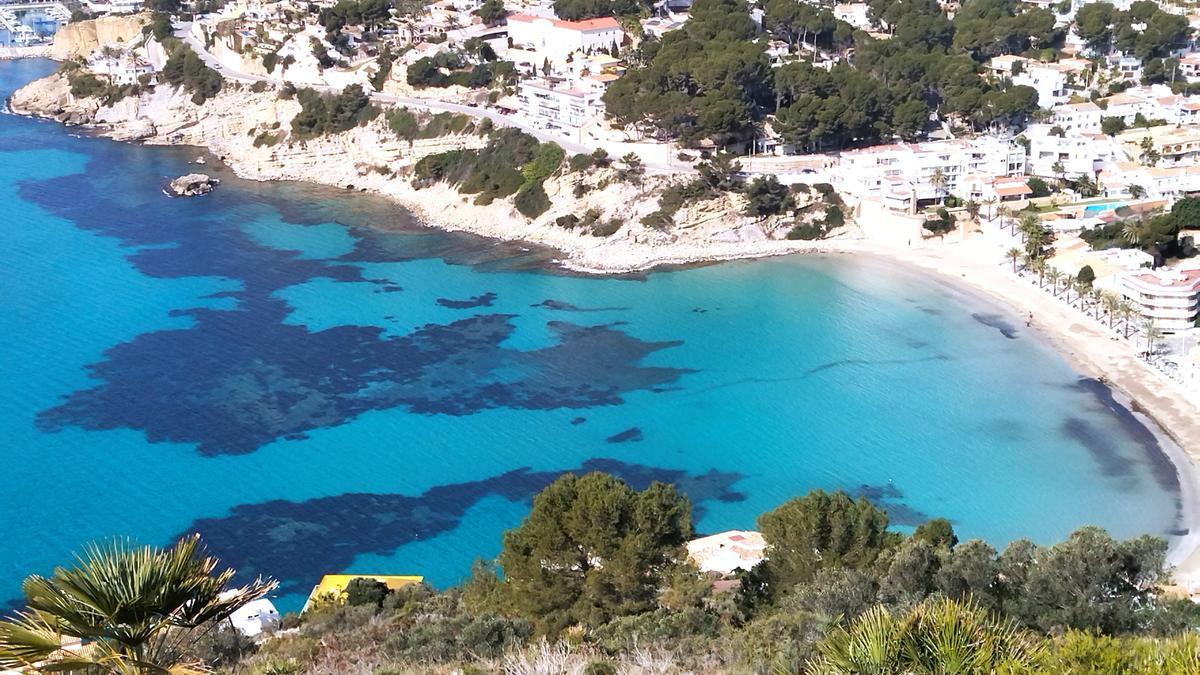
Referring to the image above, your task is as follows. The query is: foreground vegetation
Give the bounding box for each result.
[2,473,1197,673]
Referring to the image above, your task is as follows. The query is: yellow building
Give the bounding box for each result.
[303,574,424,612]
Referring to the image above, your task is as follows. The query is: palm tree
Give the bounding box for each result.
[1129,184,1147,199]
[1102,292,1120,328]
[997,205,1014,235]
[965,199,981,224]
[806,598,1042,675]
[1090,288,1105,320]
[1119,299,1136,338]
[1051,160,1066,186]
[1140,136,1161,166]
[1072,280,1089,309]
[930,168,948,203]
[982,196,997,221]
[0,535,275,674]
[1006,247,1022,273]
[1032,257,1047,288]
[1025,226,1048,258]
[1142,318,1162,361]
[1048,268,1063,297]
[1074,173,1099,198]
[1122,220,1148,248]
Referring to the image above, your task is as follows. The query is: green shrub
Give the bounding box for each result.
[161,43,223,105]
[583,660,617,675]
[787,223,825,240]
[291,85,378,140]
[743,175,794,217]
[592,218,623,237]
[345,578,390,607]
[1077,264,1096,287]
[252,131,281,147]
[514,183,550,218]
[68,72,108,98]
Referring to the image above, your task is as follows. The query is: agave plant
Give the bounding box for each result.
[806,598,1042,675]
[0,534,275,674]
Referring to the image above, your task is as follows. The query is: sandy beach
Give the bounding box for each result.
[829,234,1200,586]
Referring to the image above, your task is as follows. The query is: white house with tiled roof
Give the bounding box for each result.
[506,14,624,59]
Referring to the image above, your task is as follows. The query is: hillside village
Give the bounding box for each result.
[14,0,1200,400]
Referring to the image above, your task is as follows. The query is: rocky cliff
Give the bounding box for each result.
[9,73,836,272]
[49,14,152,61]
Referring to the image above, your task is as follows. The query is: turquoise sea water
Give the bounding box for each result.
[0,60,1185,612]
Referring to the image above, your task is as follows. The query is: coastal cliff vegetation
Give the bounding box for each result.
[414,128,565,218]
[2,474,1197,674]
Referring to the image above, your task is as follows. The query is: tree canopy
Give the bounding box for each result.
[491,472,693,632]
[605,0,1046,147]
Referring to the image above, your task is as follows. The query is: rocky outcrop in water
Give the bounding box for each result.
[168,173,218,196]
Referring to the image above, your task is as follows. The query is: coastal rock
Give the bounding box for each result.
[9,72,96,123]
[49,13,150,61]
[9,72,833,272]
[168,173,219,197]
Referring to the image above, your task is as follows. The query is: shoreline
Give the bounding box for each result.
[7,63,1200,588]
[835,238,1200,586]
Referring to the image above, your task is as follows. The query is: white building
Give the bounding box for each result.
[986,56,1092,107]
[1014,64,1070,107]
[226,597,280,637]
[85,50,156,85]
[1180,53,1200,83]
[517,78,605,129]
[1051,101,1102,133]
[1025,124,1117,179]
[686,531,767,575]
[506,14,624,60]
[1109,53,1143,82]
[83,0,144,14]
[838,137,1026,210]
[959,174,1034,203]
[1118,267,1200,332]
[833,3,872,29]
[1100,161,1200,200]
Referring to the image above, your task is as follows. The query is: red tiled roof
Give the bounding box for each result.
[508,13,622,32]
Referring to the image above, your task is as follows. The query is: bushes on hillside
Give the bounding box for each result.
[290,85,379,140]
[385,108,476,141]
[11,475,1200,674]
[407,54,514,89]
[414,129,564,219]
[161,43,223,104]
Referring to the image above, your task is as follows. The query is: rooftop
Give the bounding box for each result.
[686,530,767,575]
[507,13,622,32]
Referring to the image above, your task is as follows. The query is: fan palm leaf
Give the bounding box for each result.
[0,534,274,674]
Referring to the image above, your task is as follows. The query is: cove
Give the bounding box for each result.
[0,59,1183,612]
